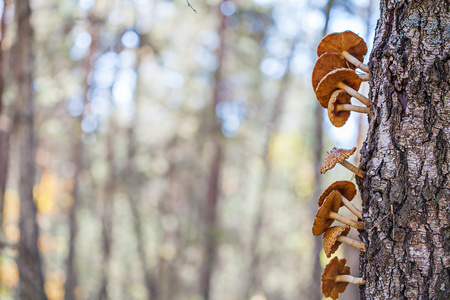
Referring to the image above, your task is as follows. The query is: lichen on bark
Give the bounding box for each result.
[359,0,450,299]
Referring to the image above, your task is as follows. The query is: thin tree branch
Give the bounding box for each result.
[369,210,391,231]
[186,0,197,13]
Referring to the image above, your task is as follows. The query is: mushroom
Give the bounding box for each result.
[312,190,364,236]
[320,147,364,178]
[317,31,369,73]
[321,257,366,300]
[323,225,367,258]
[316,68,370,107]
[328,89,369,127]
[319,181,363,220]
[312,53,369,91]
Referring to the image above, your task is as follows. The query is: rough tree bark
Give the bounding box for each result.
[11,0,47,299]
[360,1,449,299]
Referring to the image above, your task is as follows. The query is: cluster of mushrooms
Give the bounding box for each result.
[311,31,369,299]
[312,31,370,127]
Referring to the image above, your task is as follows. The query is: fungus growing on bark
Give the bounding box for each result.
[318,181,363,220]
[323,225,367,258]
[320,147,364,178]
[321,257,366,300]
[317,31,369,73]
[316,68,370,107]
[312,190,364,236]
[328,90,369,127]
[312,53,369,91]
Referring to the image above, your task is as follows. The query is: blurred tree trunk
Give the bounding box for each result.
[11,0,47,299]
[0,0,10,233]
[0,118,8,231]
[157,162,178,300]
[126,176,158,300]
[246,47,294,297]
[98,130,116,300]
[65,16,100,300]
[124,41,159,297]
[64,136,81,300]
[360,1,449,299]
[199,3,227,300]
[201,144,222,300]
[308,1,333,300]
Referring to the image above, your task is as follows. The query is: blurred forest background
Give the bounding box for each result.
[0,0,379,299]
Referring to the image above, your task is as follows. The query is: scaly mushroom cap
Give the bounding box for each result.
[320,147,356,174]
[312,53,354,91]
[312,190,342,236]
[323,225,351,258]
[328,89,352,127]
[318,181,357,207]
[321,257,351,300]
[316,68,362,108]
[317,31,367,62]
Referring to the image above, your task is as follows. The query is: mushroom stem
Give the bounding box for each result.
[341,50,369,73]
[336,104,370,114]
[335,274,366,285]
[358,73,370,81]
[336,235,366,252]
[340,196,363,220]
[328,211,364,229]
[337,82,370,107]
[340,160,364,178]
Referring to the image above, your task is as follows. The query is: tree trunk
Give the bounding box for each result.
[246,47,293,297]
[360,1,449,299]
[0,119,9,231]
[123,35,159,299]
[64,139,81,300]
[11,0,47,299]
[0,0,10,233]
[200,2,227,299]
[98,131,116,300]
[65,16,100,300]
[124,124,159,300]
[201,143,223,300]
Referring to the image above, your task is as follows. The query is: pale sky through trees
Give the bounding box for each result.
[63,0,378,146]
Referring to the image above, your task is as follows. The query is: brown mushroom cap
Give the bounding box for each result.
[318,181,357,207]
[323,225,351,258]
[312,190,341,236]
[320,147,356,174]
[317,31,367,63]
[316,68,362,108]
[328,89,352,127]
[312,53,355,91]
[321,257,351,300]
